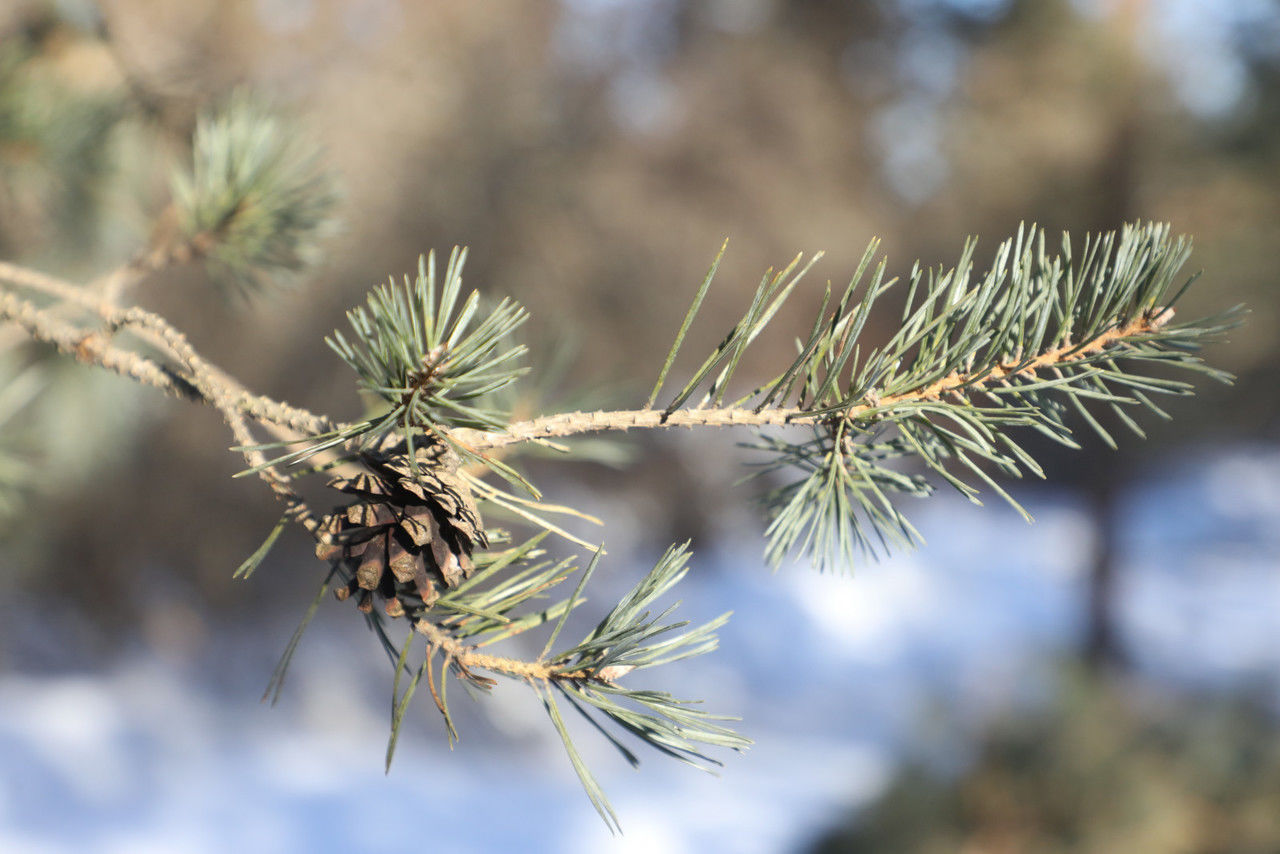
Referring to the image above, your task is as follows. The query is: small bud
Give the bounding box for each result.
[1149,307,1175,329]
[597,665,635,683]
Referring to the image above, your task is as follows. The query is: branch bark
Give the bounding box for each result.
[414,618,606,684]
[0,264,330,538]
[452,310,1171,451]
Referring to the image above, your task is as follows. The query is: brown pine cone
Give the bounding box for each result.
[315,441,486,619]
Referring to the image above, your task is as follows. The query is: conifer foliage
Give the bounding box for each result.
[0,93,1241,831]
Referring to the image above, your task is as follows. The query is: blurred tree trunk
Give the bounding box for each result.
[1081,0,1145,672]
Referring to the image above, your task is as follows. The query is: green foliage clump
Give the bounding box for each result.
[170,92,339,296]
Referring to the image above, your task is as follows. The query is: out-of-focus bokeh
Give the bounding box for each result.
[0,0,1277,851]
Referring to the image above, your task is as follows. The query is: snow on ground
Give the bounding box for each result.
[1,445,1277,853]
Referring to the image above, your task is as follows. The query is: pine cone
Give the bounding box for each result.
[315,441,486,619]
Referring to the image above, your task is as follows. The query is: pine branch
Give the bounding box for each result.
[0,159,1238,833]
[457,233,1215,452]
[454,223,1241,569]
[450,306,1169,449]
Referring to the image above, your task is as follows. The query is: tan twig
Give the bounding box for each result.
[93,227,221,305]
[0,261,102,307]
[0,261,335,435]
[413,618,599,684]
[452,312,1168,451]
[0,264,329,539]
[0,289,200,400]
[111,304,335,435]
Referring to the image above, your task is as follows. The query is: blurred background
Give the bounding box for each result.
[1,0,1278,851]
